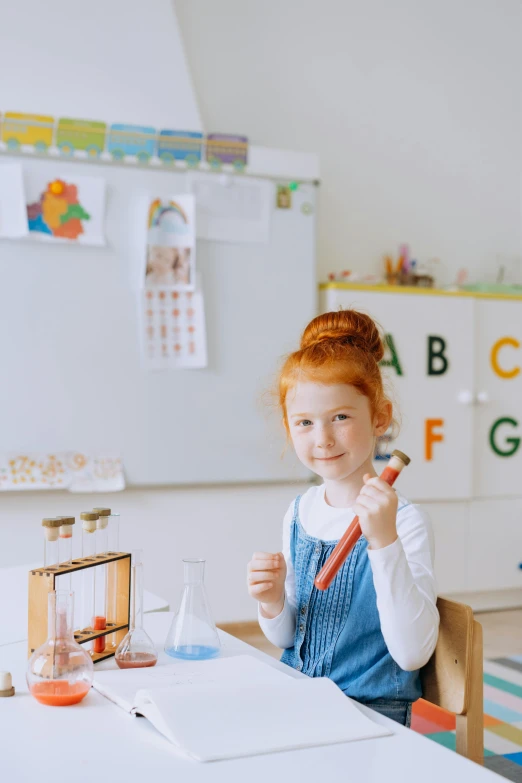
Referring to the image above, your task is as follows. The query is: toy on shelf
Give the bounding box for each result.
[384,245,435,288]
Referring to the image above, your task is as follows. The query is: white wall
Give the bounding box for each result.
[1,0,201,129]
[0,483,311,623]
[175,0,522,285]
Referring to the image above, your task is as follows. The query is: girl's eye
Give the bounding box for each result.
[335,414,349,421]
[299,420,313,427]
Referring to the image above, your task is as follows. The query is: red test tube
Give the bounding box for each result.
[314,450,411,591]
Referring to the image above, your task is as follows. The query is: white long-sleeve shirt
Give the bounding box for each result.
[258,484,439,671]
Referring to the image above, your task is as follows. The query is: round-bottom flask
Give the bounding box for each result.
[165,559,221,660]
[27,590,93,706]
[115,550,158,669]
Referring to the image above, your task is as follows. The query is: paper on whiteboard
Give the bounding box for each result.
[0,453,125,492]
[145,194,196,291]
[67,454,125,493]
[188,173,271,244]
[141,286,208,370]
[24,171,106,245]
[0,163,28,238]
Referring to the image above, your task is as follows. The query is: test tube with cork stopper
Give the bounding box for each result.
[106,512,120,649]
[314,450,411,591]
[92,508,111,654]
[56,516,75,566]
[55,516,75,591]
[42,519,61,570]
[80,512,98,650]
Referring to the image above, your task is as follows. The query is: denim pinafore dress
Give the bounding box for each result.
[280,496,422,725]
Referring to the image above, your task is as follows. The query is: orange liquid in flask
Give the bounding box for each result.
[30,680,90,706]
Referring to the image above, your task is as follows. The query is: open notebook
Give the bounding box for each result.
[93,655,392,762]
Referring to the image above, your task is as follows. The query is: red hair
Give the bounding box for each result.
[279,310,392,432]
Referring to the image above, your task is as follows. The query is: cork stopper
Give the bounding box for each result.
[93,508,110,529]
[81,511,99,533]
[56,516,75,538]
[56,516,75,525]
[0,672,15,697]
[391,449,411,466]
[42,518,61,542]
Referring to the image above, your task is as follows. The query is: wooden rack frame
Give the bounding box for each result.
[28,552,131,663]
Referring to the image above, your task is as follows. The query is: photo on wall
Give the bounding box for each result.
[145,194,196,291]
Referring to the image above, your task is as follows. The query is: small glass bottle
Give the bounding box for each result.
[92,508,110,654]
[80,512,98,649]
[115,550,158,669]
[42,518,61,569]
[106,512,120,650]
[164,559,221,660]
[27,590,93,706]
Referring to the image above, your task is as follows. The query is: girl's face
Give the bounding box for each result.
[286,381,390,482]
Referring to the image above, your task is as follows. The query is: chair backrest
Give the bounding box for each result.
[421,597,483,764]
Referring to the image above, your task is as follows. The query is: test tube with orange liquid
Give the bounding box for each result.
[92,508,111,654]
[314,450,411,591]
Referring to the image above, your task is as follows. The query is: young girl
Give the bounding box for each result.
[247,310,439,727]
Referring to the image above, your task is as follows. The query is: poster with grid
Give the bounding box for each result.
[141,287,207,370]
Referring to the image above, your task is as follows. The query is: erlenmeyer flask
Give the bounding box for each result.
[165,558,221,660]
[27,590,93,706]
[115,550,158,669]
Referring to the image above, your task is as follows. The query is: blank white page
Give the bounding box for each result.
[136,676,393,762]
[94,654,290,712]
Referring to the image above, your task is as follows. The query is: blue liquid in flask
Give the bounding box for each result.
[164,558,221,662]
[165,645,220,661]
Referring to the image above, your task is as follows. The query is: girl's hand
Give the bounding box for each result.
[247,552,287,618]
[354,473,399,550]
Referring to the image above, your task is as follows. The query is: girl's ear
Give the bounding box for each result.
[374,400,392,436]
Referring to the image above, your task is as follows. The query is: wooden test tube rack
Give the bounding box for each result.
[28,552,131,662]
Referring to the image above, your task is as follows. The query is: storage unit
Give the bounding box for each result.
[320,283,522,606]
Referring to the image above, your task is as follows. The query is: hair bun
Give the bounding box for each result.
[300,310,384,362]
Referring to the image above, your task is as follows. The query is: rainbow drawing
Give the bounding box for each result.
[148,199,190,235]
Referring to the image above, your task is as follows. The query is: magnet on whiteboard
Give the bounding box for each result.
[301,203,313,215]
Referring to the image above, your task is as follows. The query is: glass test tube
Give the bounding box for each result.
[80,512,98,652]
[42,518,61,569]
[92,508,110,654]
[56,516,75,591]
[106,512,120,650]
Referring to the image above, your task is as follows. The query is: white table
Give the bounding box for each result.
[0,613,503,783]
[0,563,169,646]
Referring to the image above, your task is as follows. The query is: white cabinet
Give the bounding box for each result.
[321,287,475,501]
[468,499,522,591]
[422,502,470,594]
[474,300,522,497]
[320,284,522,599]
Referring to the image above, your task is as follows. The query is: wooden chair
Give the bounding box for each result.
[420,597,484,765]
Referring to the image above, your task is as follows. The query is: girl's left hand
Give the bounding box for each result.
[354,473,398,550]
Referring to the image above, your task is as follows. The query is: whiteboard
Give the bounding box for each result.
[0,154,316,485]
